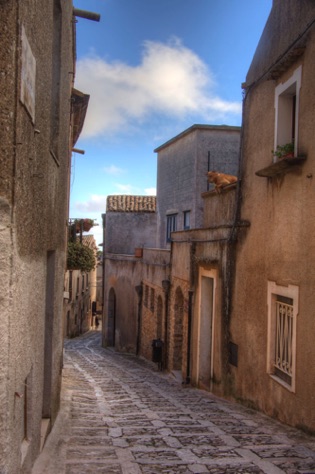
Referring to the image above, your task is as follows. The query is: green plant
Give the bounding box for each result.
[272,142,294,159]
[67,241,95,272]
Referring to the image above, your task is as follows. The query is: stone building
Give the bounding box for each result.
[103,195,162,353]
[167,0,315,433]
[0,2,90,472]
[155,124,241,248]
[229,0,315,431]
[102,127,240,367]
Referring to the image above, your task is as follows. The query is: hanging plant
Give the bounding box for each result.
[73,218,94,233]
[67,241,95,272]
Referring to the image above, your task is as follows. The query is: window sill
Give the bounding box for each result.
[255,155,306,178]
[269,374,295,393]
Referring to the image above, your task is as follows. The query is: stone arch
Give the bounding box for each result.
[173,286,184,370]
[107,287,116,347]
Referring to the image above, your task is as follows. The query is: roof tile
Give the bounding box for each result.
[106,195,156,213]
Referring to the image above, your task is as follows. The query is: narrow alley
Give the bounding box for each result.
[32,332,315,474]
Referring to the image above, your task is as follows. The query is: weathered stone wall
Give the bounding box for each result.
[105,212,157,255]
[0,1,75,472]
[103,249,170,359]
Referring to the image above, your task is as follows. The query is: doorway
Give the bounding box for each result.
[107,288,116,346]
[173,287,184,370]
[197,269,216,390]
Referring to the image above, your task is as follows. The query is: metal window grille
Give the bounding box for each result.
[275,296,293,385]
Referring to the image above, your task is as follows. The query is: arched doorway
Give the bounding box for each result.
[107,288,116,346]
[173,287,184,370]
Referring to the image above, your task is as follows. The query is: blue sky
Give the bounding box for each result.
[71,0,272,245]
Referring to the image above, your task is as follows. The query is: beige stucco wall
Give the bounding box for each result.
[230,12,315,431]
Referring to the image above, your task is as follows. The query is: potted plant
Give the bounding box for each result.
[82,218,94,232]
[272,142,294,160]
[73,218,94,233]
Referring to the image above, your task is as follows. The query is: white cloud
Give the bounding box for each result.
[75,38,241,138]
[74,194,107,212]
[144,187,156,195]
[103,165,126,175]
[114,183,141,194]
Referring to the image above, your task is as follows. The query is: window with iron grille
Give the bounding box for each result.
[267,282,298,392]
[274,295,293,386]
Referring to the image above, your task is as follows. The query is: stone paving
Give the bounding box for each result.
[32,331,315,474]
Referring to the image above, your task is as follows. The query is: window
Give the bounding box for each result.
[82,275,85,292]
[267,281,299,392]
[144,285,149,308]
[69,271,73,301]
[183,210,190,230]
[150,287,155,312]
[274,66,302,161]
[166,214,177,242]
[76,277,80,298]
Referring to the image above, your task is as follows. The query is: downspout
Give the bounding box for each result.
[162,279,170,370]
[223,90,247,374]
[101,213,106,347]
[185,289,194,384]
[135,284,143,356]
[185,241,196,384]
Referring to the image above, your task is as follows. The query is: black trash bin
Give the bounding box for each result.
[152,338,163,363]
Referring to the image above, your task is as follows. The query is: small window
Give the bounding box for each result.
[144,285,149,308]
[166,214,177,242]
[76,277,80,298]
[69,271,73,301]
[82,275,85,292]
[267,281,298,392]
[274,66,301,161]
[150,288,155,312]
[183,210,190,230]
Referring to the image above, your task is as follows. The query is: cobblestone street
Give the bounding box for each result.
[32,331,315,474]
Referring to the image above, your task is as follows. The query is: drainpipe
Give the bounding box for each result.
[101,213,106,347]
[162,279,170,370]
[185,289,194,384]
[135,284,143,355]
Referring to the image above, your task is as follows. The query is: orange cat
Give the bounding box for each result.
[206,171,238,192]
